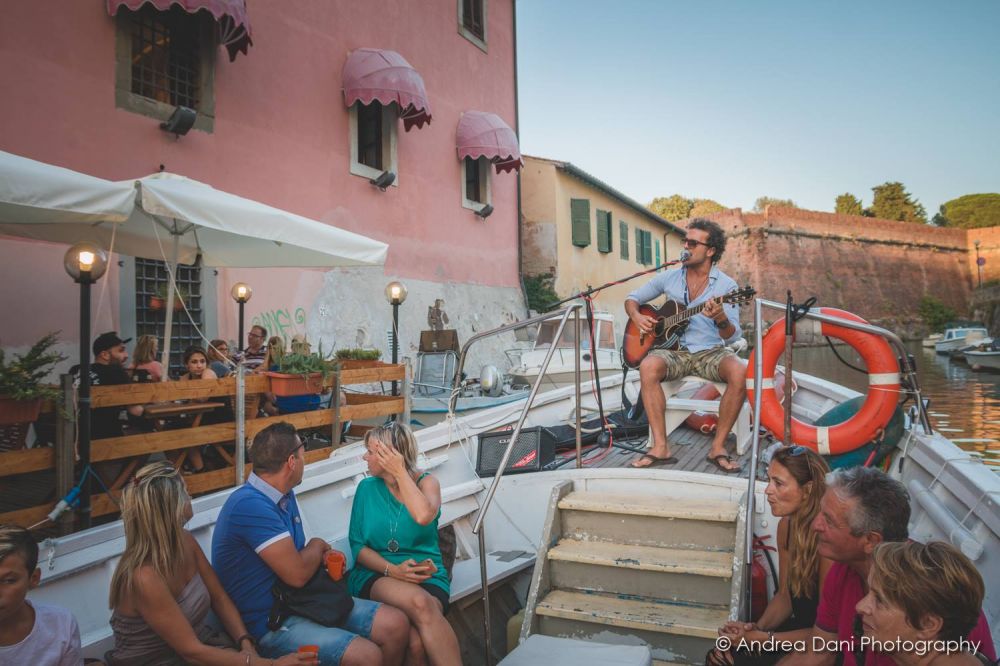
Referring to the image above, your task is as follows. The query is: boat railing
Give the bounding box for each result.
[743,298,932,618]
[451,303,584,666]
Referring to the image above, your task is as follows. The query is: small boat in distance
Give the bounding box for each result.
[964,338,1000,372]
[934,325,989,355]
[507,311,622,389]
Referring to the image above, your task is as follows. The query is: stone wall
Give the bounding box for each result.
[687,207,986,337]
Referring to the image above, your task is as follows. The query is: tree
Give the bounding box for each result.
[835,193,864,216]
[648,194,693,222]
[931,205,949,227]
[753,196,796,213]
[866,182,927,223]
[937,193,1000,229]
[689,199,726,217]
[917,295,957,333]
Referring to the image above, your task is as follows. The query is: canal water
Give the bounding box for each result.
[790,340,1000,471]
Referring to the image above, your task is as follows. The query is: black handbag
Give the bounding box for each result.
[268,567,355,631]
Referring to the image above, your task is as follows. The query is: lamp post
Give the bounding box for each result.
[63,242,108,530]
[231,283,253,351]
[384,281,408,398]
[974,240,983,288]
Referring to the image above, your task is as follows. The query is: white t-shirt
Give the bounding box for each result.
[0,601,83,666]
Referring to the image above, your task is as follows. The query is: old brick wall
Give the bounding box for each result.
[685,207,979,337]
[968,226,1000,287]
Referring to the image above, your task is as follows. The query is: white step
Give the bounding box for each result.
[548,539,732,578]
[500,634,652,666]
[558,492,739,523]
[534,589,727,640]
[449,549,535,602]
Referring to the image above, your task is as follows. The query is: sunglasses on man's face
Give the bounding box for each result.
[682,238,709,248]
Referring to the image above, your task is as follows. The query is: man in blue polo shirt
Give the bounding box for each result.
[212,422,409,665]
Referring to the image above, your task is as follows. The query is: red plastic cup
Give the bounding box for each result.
[325,549,346,581]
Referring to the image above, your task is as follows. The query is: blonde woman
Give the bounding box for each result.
[711,446,832,665]
[107,462,315,666]
[857,541,990,665]
[348,423,461,666]
[255,336,286,374]
[130,334,164,382]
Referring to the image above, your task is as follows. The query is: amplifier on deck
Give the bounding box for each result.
[475,426,557,477]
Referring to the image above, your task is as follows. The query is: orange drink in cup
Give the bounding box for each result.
[298,644,320,655]
[325,549,346,581]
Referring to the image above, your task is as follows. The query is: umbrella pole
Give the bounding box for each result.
[160,234,180,377]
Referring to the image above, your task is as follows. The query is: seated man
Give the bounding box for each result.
[624,218,745,471]
[87,332,145,439]
[212,423,409,665]
[778,466,996,665]
[0,524,83,665]
[236,325,269,371]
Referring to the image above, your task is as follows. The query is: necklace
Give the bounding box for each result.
[686,272,710,303]
[386,495,404,553]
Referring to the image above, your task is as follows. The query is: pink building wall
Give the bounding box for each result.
[0,0,519,352]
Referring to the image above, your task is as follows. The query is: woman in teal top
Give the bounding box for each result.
[347,423,461,666]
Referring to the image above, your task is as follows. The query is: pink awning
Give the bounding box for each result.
[342,48,432,132]
[456,111,522,173]
[107,0,252,62]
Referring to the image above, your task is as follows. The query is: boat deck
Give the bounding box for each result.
[559,424,758,478]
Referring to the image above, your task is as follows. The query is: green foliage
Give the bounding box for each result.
[648,194,693,222]
[689,199,726,217]
[276,341,337,379]
[917,296,958,333]
[0,332,66,402]
[938,193,1000,229]
[835,193,864,216]
[866,182,927,223]
[335,348,382,361]
[524,273,559,312]
[753,196,796,213]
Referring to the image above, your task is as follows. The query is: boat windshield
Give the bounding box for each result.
[535,320,616,350]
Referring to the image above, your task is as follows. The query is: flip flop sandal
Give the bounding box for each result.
[706,454,741,474]
[630,453,678,469]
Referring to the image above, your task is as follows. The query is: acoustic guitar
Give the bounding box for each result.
[621,286,756,368]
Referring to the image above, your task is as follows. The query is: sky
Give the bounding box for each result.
[516,1,1000,217]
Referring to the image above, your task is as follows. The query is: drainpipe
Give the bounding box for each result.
[513,0,529,316]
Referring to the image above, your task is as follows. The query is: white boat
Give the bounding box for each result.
[507,311,622,389]
[965,339,1000,371]
[922,333,943,348]
[935,326,989,354]
[29,306,1000,663]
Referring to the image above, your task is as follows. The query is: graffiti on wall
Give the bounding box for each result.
[251,307,306,346]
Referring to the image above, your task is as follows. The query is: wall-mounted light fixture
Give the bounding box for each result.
[370,170,396,191]
[160,106,197,136]
[475,204,494,219]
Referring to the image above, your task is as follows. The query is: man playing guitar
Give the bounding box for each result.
[624,219,746,472]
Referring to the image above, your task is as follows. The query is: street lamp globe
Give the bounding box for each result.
[231,282,253,303]
[63,242,108,283]
[384,281,408,305]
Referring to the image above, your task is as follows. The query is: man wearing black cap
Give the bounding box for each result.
[89,332,144,438]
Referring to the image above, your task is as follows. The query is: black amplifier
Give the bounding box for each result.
[475,426,557,477]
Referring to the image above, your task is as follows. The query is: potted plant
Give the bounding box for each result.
[267,344,338,397]
[149,283,190,312]
[335,348,383,369]
[0,332,66,427]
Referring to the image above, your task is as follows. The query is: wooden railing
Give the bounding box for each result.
[0,362,406,532]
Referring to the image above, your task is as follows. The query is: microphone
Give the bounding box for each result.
[680,249,691,262]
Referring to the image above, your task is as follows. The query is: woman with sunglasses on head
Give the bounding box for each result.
[857,541,990,665]
[107,461,314,666]
[348,423,461,666]
[709,445,833,665]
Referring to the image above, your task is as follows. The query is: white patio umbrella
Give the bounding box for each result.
[0,151,390,369]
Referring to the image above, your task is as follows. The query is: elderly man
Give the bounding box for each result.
[778,466,995,665]
[212,422,409,665]
[238,324,268,370]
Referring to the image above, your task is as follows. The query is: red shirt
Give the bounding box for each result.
[814,562,996,666]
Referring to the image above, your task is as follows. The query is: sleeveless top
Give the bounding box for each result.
[783,527,820,630]
[107,571,233,666]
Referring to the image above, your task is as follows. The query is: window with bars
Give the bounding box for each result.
[135,258,203,377]
[349,101,398,181]
[114,5,216,131]
[459,0,487,50]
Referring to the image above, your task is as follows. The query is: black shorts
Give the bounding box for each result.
[359,573,450,615]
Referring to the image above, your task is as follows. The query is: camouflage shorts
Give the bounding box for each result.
[646,346,737,383]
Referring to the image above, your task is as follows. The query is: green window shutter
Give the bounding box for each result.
[644,231,653,265]
[619,221,629,259]
[571,199,591,247]
[655,239,661,268]
[635,228,643,264]
[605,211,614,252]
[596,209,611,253]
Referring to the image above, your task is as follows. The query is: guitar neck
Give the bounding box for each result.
[665,297,720,327]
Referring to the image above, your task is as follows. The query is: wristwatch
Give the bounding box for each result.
[715,318,729,330]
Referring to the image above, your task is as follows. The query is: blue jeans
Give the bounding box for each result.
[258,598,381,665]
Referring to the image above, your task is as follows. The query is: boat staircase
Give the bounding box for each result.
[517,480,745,664]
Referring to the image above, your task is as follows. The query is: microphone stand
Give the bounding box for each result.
[546,257,688,446]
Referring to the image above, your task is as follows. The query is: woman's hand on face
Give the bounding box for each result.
[374,441,408,479]
[392,559,432,583]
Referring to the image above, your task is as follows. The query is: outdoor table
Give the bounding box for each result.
[143,401,232,472]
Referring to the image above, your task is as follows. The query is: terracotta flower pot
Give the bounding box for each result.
[0,396,43,427]
[266,371,325,396]
[149,296,165,311]
[338,359,383,369]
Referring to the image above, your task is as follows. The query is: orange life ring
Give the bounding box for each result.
[745,308,900,455]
